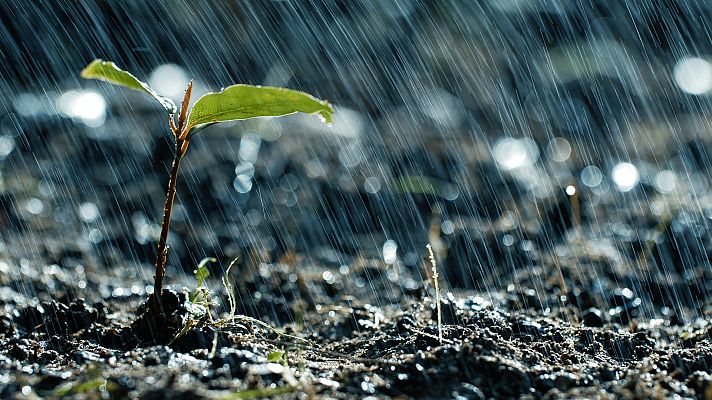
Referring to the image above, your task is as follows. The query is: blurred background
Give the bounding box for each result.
[1,0,711,322]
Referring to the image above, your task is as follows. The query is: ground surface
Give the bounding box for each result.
[1,116,711,399]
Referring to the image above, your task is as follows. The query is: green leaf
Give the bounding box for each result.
[266,350,284,363]
[393,175,458,198]
[185,84,333,136]
[80,59,176,114]
[194,257,216,288]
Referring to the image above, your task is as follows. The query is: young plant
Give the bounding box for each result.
[80,60,333,316]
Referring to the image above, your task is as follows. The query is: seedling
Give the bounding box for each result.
[171,256,303,347]
[80,60,333,316]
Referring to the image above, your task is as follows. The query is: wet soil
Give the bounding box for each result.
[0,116,711,398]
[1,246,711,399]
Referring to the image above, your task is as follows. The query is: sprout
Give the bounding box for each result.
[80,59,333,318]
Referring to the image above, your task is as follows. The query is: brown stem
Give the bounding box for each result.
[151,82,194,315]
[152,138,185,314]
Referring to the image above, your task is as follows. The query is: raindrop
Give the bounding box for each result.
[234,162,255,179]
[501,211,517,228]
[364,176,382,193]
[565,185,576,196]
[493,137,539,170]
[279,174,299,191]
[651,199,665,216]
[58,90,106,127]
[612,163,639,192]
[239,132,262,163]
[382,240,398,264]
[654,170,677,193]
[674,57,712,95]
[547,137,571,162]
[78,202,99,222]
[441,220,455,235]
[246,209,262,226]
[0,135,15,159]
[25,198,44,215]
[502,234,514,246]
[442,184,460,201]
[148,64,190,99]
[581,165,603,187]
[233,175,253,193]
[88,229,102,243]
[322,271,335,284]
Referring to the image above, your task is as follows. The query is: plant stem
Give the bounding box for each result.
[152,138,185,314]
[151,81,192,315]
[426,244,442,344]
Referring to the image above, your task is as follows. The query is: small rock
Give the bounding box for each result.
[582,308,604,327]
[511,320,541,338]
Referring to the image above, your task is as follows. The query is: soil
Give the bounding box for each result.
[1,114,711,399]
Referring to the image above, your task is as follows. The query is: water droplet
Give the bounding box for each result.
[612,162,639,192]
[234,162,255,178]
[493,137,539,170]
[565,185,576,196]
[25,198,44,215]
[0,135,15,159]
[233,175,253,193]
[654,170,677,193]
[239,132,261,163]
[364,176,382,193]
[322,271,335,284]
[674,57,712,95]
[148,64,190,99]
[58,90,106,127]
[441,220,455,235]
[581,165,603,187]
[547,137,571,162]
[78,202,99,222]
[88,229,103,243]
[382,240,398,264]
[279,174,299,191]
[502,234,514,246]
[246,209,262,226]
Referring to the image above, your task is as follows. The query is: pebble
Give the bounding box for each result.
[582,308,604,327]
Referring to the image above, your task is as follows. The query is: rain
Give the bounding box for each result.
[0,0,710,398]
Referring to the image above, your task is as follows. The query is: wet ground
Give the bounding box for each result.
[1,109,711,399]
